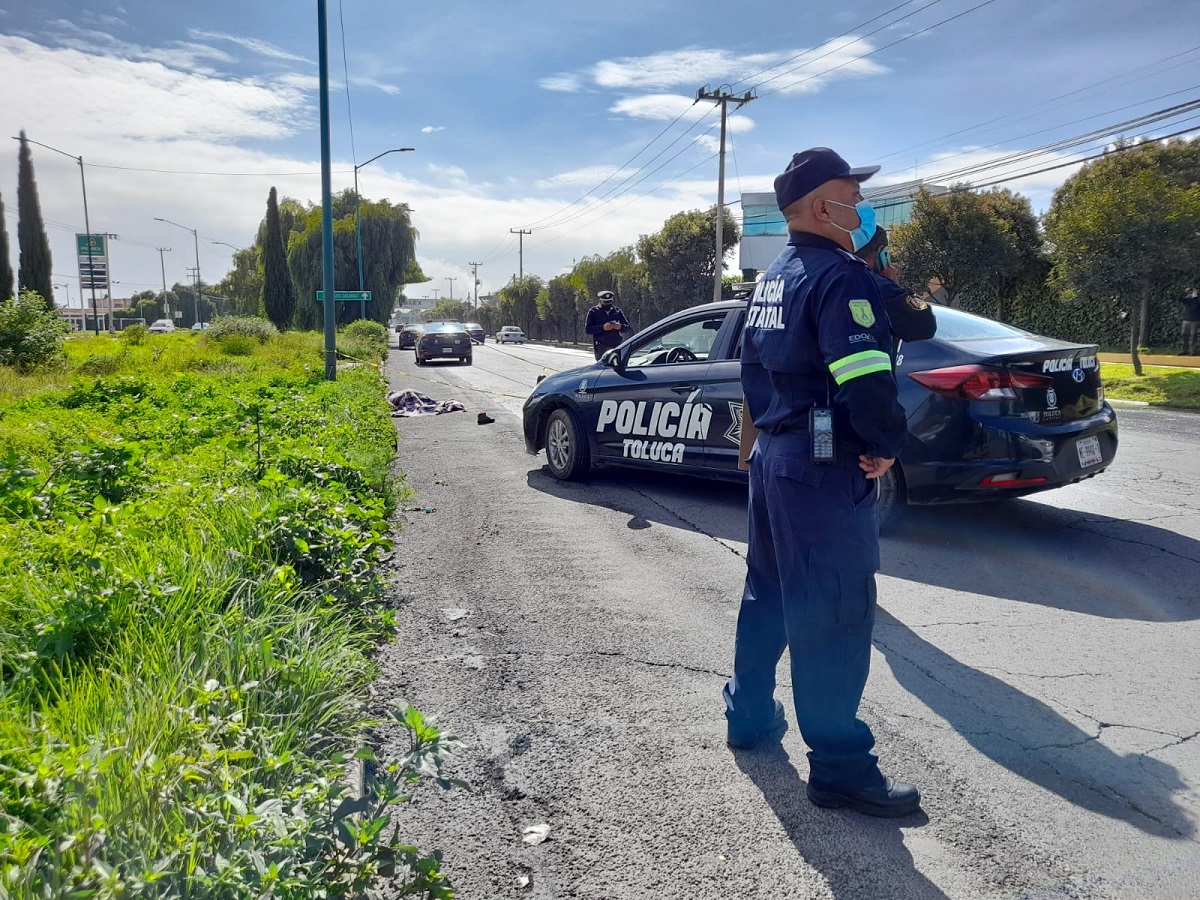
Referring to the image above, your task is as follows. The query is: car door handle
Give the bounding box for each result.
[671,384,696,394]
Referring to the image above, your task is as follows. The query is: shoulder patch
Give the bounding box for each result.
[848,299,875,327]
[906,295,929,311]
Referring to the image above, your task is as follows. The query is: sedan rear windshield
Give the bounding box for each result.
[424,323,468,334]
[931,306,1031,341]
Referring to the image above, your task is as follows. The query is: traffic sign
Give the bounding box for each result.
[316,290,372,302]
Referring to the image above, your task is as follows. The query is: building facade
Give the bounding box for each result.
[738,180,949,278]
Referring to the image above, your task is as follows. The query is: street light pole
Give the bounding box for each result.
[154,217,202,326]
[156,247,171,319]
[353,147,414,321]
[446,276,456,301]
[15,136,102,335]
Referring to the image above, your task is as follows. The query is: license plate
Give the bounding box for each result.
[1076,435,1102,468]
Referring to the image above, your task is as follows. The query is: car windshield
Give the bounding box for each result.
[932,306,1032,341]
[626,314,727,367]
[403,325,423,332]
[424,323,467,334]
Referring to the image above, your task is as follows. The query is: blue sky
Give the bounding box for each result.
[1,0,1197,306]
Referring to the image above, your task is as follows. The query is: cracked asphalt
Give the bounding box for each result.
[373,341,1200,899]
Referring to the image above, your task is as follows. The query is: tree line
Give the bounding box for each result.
[891,138,1200,373]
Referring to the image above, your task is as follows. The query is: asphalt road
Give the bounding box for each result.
[374,340,1200,900]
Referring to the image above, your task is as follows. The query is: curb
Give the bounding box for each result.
[1106,398,1151,408]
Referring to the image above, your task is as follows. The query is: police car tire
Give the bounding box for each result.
[545,408,590,480]
[877,464,905,530]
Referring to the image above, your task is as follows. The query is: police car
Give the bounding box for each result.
[522,299,1118,525]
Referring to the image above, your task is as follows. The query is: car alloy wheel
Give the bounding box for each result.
[545,408,590,480]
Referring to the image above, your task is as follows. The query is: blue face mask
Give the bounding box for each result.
[828,198,877,252]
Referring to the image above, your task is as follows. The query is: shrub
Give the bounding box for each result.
[340,320,388,362]
[0,290,71,371]
[204,315,278,344]
[214,333,256,356]
[120,323,148,345]
[342,319,387,344]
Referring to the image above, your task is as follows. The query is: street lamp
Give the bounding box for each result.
[154,217,203,326]
[354,147,414,320]
[211,240,244,253]
[15,136,101,335]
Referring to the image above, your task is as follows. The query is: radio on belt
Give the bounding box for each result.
[810,406,835,463]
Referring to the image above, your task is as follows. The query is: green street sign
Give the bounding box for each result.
[75,233,107,257]
[316,290,372,302]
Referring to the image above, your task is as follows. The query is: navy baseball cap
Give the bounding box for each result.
[773,148,880,211]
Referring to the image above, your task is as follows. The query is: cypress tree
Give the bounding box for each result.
[16,131,54,305]
[0,194,13,302]
[260,186,296,329]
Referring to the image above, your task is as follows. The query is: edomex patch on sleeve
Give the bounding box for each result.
[848,299,875,327]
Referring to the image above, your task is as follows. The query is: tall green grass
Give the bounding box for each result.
[0,330,455,898]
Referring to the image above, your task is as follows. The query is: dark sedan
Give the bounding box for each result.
[462,322,486,344]
[398,324,424,349]
[416,322,473,366]
[522,300,1117,525]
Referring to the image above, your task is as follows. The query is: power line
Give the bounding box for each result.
[81,162,353,176]
[757,0,1001,99]
[337,0,358,167]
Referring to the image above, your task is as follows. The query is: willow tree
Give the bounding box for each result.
[287,190,422,329]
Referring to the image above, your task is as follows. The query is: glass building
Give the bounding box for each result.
[738,180,948,277]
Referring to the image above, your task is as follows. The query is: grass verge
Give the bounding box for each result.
[1102,362,1200,409]
[0,328,457,898]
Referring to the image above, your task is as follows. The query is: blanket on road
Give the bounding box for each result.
[386,389,467,417]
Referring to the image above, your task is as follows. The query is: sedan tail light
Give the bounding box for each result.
[909,365,1051,401]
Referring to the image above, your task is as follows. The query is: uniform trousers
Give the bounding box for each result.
[1182,320,1200,354]
[725,429,883,787]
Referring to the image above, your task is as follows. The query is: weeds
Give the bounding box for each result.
[0,331,454,899]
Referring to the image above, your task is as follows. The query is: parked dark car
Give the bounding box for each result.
[416,322,473,366]
[522,300,1118,525]
[398,324,424,349]
[462,322,486,344]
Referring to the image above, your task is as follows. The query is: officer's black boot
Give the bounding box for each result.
[806,775,922,818]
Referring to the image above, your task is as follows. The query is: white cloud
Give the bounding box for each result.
[536,165,641,189]
[350,75,401,95]
[186,29,308,63]
[427,163,468,185]
[587,38,885,94]
[539,73,581,93]
[0,36,306,142]
[421,125,445,134]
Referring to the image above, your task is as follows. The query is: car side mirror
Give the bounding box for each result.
[600,348,622,369]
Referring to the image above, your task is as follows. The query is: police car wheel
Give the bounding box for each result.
[545,408,590,480]
[877,464,905,530]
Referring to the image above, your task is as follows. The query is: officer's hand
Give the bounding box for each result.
[859,455,895,479]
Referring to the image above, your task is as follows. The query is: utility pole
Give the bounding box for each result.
[317,0,337,380]
[431,287,440,302]
[156,247,171,319]
[469,261,482,310]
[446,276,456,301]
[186,267,201,324]
[510,228,531,281]
[696,85,755,303]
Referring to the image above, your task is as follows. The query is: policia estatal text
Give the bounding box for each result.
[723,147,921,818]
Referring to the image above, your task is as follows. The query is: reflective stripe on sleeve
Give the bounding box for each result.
[828,349,892,385]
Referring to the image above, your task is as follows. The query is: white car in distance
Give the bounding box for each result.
[496,326,525,344]
[148,319,175,333]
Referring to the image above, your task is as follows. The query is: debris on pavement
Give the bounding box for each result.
[386,389,467,417]
[521,823,552,846]
[477,411,496,424]
[441,608,470,622]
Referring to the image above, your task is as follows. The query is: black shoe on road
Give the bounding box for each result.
[807,776,922,818]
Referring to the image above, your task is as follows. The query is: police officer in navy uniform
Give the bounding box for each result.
[854,225,936,344]
[585,290,630,360]
[723,148,920,818]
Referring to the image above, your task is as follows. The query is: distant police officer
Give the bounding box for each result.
[723,148,920,818]
[585,290,630,360]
